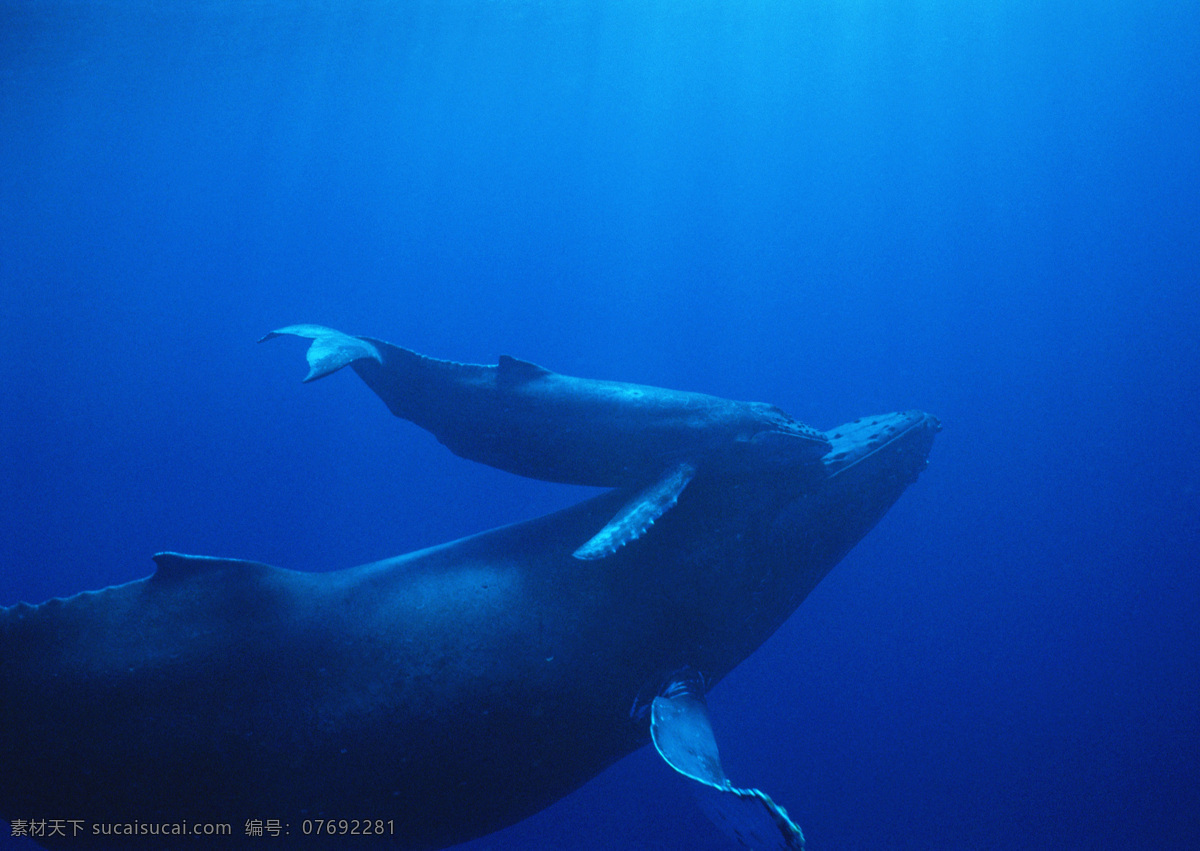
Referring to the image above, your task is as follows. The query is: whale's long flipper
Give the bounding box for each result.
[651,671,805,850]
[573,462,696,560]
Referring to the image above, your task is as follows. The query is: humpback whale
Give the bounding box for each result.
[260,325,833,559]
[0,328,939,850]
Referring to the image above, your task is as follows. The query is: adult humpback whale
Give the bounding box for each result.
[0,328,939,850]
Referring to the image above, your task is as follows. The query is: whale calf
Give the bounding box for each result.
[0,331,939,850]
[261,325,833,558]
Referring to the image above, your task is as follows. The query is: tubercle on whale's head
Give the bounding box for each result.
[820,411,941,480]
[762,410,940,567]
[721,405,832,472]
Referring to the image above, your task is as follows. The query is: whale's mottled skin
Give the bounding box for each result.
[0,334,939,851]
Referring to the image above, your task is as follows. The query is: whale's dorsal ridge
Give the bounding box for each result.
[497,354,552,380]
[151,552,278,581]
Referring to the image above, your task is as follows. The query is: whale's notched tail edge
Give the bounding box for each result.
[259,324,383,382]
[651,669,805,850]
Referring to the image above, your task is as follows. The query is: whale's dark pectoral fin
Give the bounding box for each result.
[259,325,383,382]
[651,671,805,850]
[572,462,696,560]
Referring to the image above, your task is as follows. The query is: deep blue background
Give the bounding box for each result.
[2,0,1197,848]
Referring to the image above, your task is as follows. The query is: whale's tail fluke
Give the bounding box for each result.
[258,324,382,382]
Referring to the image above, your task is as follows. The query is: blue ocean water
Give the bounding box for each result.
[1,0,1197,848]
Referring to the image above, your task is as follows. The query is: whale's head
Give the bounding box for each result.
[633,409,939,693]
[821,410,941,480]
[760,410,940,579]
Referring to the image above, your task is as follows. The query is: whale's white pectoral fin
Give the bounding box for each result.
[572,462,696,560]
[651,672,805,850]
[259,324,383,382]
